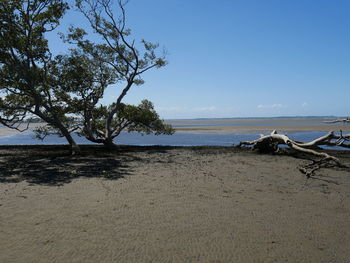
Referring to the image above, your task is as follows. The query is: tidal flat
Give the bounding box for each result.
[0,145,349,262]
[167,117,350,134]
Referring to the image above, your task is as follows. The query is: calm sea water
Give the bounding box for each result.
[0,130,341,148]
[0,116,347,148]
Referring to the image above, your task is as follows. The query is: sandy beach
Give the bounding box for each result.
[174,124,350,134]
[2,118,349,139]
[0,127,24,137]
[0,145,349,262]
[168,118,350,134]
[0,123,46,137]
[1,0,348,261]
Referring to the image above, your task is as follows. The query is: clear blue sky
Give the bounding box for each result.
[49,0,350,119]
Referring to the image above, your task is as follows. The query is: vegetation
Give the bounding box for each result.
[69,0,171,148]
[0,0,173,153]
[0,0,81,153]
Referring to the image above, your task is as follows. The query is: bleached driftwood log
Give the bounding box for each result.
[324,117,350,124]
[238,130,350,177]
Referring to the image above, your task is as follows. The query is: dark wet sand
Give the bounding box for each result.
[0,145,349,262]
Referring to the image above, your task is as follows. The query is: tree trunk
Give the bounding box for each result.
[59,125,81,155]
[34,110,81,155]
[66,133,81,155]
[103,137,117,150]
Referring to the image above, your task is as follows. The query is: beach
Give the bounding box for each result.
[0,123,46,137]
[1,0,349,261]
[167,118,350,134]
[0,127,24,137]
[0,145,349,262]
[2,118,350,138]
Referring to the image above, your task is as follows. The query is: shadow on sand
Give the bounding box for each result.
[0,145,168,186]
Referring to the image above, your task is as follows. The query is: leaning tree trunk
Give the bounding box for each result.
[59,127,81,155]
[35,111,81,155]
[51,120,81,155]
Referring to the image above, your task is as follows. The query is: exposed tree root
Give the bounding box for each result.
[298,159,347,178]
[238,130,350,177]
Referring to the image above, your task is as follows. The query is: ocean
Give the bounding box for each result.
[0,130,342,148]
[0,117,348,148]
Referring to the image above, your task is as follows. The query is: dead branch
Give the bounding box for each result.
[298,159,346,178]
[238,130,349,177]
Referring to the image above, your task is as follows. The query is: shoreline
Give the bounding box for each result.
[174,125,350,134]
[2,116,350,137]
[1,128,349,149]
[1,125,349,137]
[0,143,349,152]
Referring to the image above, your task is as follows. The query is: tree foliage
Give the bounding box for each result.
[0,0,173,151]
[0,0,82,153]
[108,100,174,136]
[62,0,172,148]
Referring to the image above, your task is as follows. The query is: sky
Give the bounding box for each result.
[48,0,350,119]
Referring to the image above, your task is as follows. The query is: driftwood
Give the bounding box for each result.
[324,117,350,124]
[238,130,350,177]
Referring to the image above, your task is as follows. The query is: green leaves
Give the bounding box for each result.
[0,0,172,149]
[0,1,81,149]
[115,100,174,135]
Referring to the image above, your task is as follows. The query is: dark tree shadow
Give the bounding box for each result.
[0,145,155,186]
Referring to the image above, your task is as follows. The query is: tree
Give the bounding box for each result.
[0,0,81,154]
[108,99,174,136]
[0,0,171,152]
[75,98,174,141]
[62,0,171,148]
[41,50,173,141]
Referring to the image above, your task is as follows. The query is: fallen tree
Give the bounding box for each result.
[238,130,350,177]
